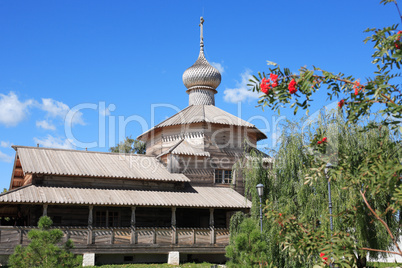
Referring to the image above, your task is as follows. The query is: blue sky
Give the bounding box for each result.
[0,0,398,189]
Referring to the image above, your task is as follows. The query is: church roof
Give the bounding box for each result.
[0,184,251,209]
[137,105,267,141]
[13,146,189,182]
[158,139,210,158]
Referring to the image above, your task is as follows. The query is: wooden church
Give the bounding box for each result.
[0,18,267,266]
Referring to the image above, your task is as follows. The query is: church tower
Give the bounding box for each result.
[137,17,267,193]
[182,17,221,106]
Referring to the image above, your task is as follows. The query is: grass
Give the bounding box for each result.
[90,262,215,268]
[367,262,401,268]
[87,261,401,268]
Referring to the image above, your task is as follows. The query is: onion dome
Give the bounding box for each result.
[182,17,221,106]
[182,49,222,91]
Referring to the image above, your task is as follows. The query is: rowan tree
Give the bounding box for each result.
[241,1,402,266]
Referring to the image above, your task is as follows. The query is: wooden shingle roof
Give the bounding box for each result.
[0,184,251,209]
[158,139,210,158]
[137,105,267,141]
[13,146,189,182]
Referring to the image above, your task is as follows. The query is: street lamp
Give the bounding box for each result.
[256,183,264,233]
[325,163,333,232]
[325,163,335,267]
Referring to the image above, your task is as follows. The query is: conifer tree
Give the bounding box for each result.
[8,216,82,268]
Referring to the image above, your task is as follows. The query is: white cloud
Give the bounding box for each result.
[36,120,56,131]
[223,69,261,103]
[0,92,33,127]
[34,135,75,149]
[40,98,85,125]
[211,62,225,74]
[0,150,13,163]
[0,141,11,148]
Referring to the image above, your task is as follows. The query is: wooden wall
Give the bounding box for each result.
[136,122,262,194]
[34,175,184,191]
[144,124,258,157]
[47,205,88,226]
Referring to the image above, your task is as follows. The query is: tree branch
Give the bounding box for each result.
[380,93,396,104]
[360,190,402,255]
[277,73,396,105]
[394,0,402,25]
[360,247,402,256]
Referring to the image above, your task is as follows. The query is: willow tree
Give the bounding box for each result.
[226,114,401,267]
[109,136,146,154]
[226,147,277,268]
[228,117,333,267]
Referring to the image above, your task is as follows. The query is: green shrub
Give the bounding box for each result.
[8,216,82,268]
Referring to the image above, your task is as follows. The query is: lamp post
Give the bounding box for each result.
[325,163,333,232]
[325,162,335,267]
[256,183,264,233]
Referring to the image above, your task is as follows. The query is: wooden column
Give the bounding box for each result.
[18,227,23,244]
[87,205,93,245]
[171,207,177,244]
[110,228,114,244]
[65,228,70,243]
[130,207,136,244]
[209,208,214,227]
[209,208,215,245]
[152,228,156,244]
[42,204,48,217]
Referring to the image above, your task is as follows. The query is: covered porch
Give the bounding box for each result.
[0,204,236,249]
[0,184,250,257]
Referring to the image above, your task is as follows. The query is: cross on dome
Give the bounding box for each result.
[199,16,204,49]
[182,17,222,106]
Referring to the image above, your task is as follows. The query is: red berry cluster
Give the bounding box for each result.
[260,74,298,95]
[353,81,363,95]
[278,213,283,227]
[395,30,402,49]
[320,253,329,264]
[338,99,345,109]
[317,137,327,145]
[288,79,297,94]
[260,73,279,94]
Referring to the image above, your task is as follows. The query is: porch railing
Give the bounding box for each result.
[0,226,230,247]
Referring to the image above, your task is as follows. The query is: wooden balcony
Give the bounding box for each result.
[0,226,230,254]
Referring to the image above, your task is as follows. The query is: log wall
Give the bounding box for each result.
[143,123,257,194]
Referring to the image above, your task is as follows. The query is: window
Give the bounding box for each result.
[215,170,232,184]
[95,211,107,227]
[95,210,119,227]
[52,216,62,225]
[108,211,119,227]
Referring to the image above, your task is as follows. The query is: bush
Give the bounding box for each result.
[226,216,269,267]
[8,216,82,268]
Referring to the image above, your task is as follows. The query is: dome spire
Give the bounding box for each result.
[199,16,204,51]
[182,17,221,106]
